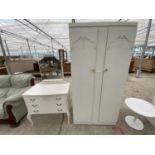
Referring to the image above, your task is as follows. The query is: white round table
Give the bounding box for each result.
[125,98,155,130]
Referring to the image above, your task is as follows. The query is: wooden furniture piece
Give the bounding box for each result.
[38,56,61,78]
[132,58,155,72]
[59,49,66,62]
[58,49,71,75]
[129,59,134,73]
[69,22,137,125]
[125,98,155,130]
[63,62,71,75]
[33,62,40,71]
[0,59,7,75]
[0,67,7,75]
[22,79,70,125]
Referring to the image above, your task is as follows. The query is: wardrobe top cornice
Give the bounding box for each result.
[70,22,137,28]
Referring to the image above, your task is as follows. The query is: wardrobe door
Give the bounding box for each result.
[99,26,137,124]
[70,27,98,123]
[91,27,108,123]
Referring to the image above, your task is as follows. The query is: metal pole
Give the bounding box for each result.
[4,40,11,58]
[65,50,68,61]
[0,34,12,74]
[20,46,23,55]
[136,19,152,78]
[153,47,155,57]
[26,39,32,58]
[34,46,39,59]
[48,46,50,54]
[72,19,76,23]
[151,47,154,57]
[51,38,54,56]
[0,29,51,49]
[20,46,24,58]
[24,19,66,50]
[18,50,20,58]
[60,51,64,79]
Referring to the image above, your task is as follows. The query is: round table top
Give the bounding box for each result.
[125,98,155,117]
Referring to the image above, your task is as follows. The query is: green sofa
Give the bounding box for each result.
[0,74,34,127]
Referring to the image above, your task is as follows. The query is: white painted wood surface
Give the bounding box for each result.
[70,27,98,122]
[99,26,137,124]
[22,81,70,125]
[23,82,70,96]
[125,98,155,117]
[70,22,137,125]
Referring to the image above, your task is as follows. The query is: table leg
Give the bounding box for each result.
[67,112,70,124]
[27,114,34,126]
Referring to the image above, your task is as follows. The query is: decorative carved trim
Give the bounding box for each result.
[71,36,96,50]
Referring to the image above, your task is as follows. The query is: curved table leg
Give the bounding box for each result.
[27,114,34,126]
[125,115,144,130]
[66,112,70,124]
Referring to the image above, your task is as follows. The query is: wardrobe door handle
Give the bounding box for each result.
[91,69,95,73]
[104,68,108,72]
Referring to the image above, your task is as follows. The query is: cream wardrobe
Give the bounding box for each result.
[69,22,137,125]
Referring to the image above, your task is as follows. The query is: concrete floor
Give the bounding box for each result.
[0,73,155,135]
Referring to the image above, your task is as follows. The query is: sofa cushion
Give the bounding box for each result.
[0,75,11,88]
[0,88,10,98]
[6,87,29,104]
[7,87,29,97]
[7,88,24,97]
[11,74,33,88]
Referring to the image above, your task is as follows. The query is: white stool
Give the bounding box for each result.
[125,98,155,130]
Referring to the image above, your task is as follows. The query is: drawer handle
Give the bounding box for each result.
[56,97,61,100]
[57,109,63,112]
[32,104,37,107]
[56,103,62,106]
[30,98,36,102]
[104,68,108,72]
[33,110,39,113]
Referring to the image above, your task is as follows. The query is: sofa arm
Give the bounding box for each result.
[0,93,24,118]
[4,87,30,107]
[5,94,23,102]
